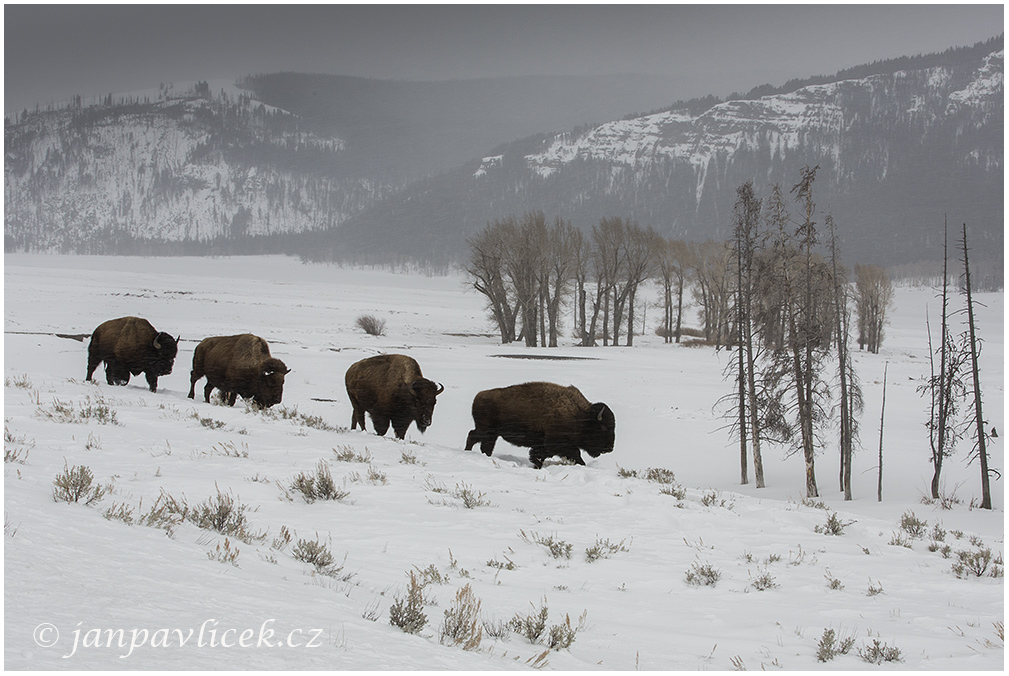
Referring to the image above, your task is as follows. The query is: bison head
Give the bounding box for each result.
[254,358,290,408]
[150,332,179,375]
[582,402,616,457]
[409,378,445,432]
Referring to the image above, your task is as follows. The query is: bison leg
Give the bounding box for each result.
[226,392,238,407]
[371,414,391,437]
[86,347,101,382]
[203,381,215,403]
[529,446,548,469]
[391,418,411,440]
[188,372,200,399]
[107,361,130,386]
[348,398,366,431]
[465,430,496,458]
[145,372,159,393]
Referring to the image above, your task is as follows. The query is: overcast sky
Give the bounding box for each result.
[4,4,1004,115]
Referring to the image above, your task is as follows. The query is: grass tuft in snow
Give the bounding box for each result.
[584,537,630,563]
[5,373,34,390]
[899,510,928,539]
[857,637,903,664]
[951,546,1001,579]
[685,561,722,587]
[186,487,266,544]
[333,445,373,463]
[38,394,119,425]
[52,463,109,505]
[700,490,734,509]
[247,403,341,431]
[508,599,585,650]
[291,535,351,579]
[207,537,240,566]
[287,461,350,503]
[824,570,844,590]
[749,568,778,591]
[816,627,856,662]
[103,501,136,525]
[356,314,387,336]
[814,512,855,536]
[920,486,963,510]
[4,425,32,464]
[438,584,483,650]
[521,530,573,560]
[389,571,428,635]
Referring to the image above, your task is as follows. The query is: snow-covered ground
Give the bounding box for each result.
[3,254,1003,669]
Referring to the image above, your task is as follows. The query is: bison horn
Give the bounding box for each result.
[153,335,161,349]
[435,382,445,395]
[597,404,608,422]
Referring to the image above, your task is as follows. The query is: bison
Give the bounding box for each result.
[86,316,179,392]
[345,354,444,439]
[188,334,290,408]
[465,382,615,468]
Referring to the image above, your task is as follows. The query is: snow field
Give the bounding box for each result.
[3,254,1003,669]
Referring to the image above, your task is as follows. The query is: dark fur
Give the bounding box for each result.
[188,334,289,408]
[345,354,443,439]
[465,382,615,469]
[86,316,178,392]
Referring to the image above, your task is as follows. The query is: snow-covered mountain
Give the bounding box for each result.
[4,38,1003,270]
[329,39,1003,268]
[4,84,386,251]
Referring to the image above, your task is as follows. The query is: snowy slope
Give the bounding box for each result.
[3,255,1003,669]
[517,49,1004,189]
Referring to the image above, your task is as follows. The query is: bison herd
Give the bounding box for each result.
[85,315,616,469]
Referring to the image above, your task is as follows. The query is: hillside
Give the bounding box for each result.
[3,73,684,254]
[3,38,1003,271]
[326,38,1003,269]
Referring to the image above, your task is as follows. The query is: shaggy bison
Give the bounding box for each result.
[465,382,615,468]
[86,316,179,392]
[345,354,444,439]
[188,334,290,408]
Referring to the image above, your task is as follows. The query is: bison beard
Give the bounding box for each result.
[465,382,615,469]
[86,316,179,392]
[188,334,290,408]
[345,354,444,439]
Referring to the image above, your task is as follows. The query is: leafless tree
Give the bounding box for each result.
[690,239,734,347]
[827,214,862,500]
[854,264,893,353]
[919,222,966,499]
[466,218,518,343]
[959,222,994,510]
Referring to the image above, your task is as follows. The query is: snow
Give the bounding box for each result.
[3,254,1003,669]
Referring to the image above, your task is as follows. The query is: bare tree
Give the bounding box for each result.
[959,222,994,510]
[466,218,518,343]
[759,168,831,498]
[919,221,966,499]
[854,264,894,353]
[877,362,888,502]
[728,181,765,487]
[690,240,734,347]
[655,238,692,343]
[826,214,862,500]
[619,223,660,346]
[541,217,579,347]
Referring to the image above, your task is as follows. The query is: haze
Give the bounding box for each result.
[4,4,1003,115]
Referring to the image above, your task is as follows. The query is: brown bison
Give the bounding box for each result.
[465,382,615,468]
[188,334,290,408]
[86,316,179,392]
[345,354,444,439]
